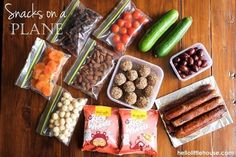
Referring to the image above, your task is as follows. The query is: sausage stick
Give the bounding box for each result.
[164,89,218,121]
[166,123,176,133]
[171,97,223,127]
[161,84,212,114]
[175,105,226,138]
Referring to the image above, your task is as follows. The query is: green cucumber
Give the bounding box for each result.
[154,17,193,58]
[138,9,179,52]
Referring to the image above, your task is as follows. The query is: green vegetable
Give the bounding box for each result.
[154,17,193,58]
[138,9,179,52]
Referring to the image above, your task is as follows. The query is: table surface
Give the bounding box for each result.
[1,0,236,157]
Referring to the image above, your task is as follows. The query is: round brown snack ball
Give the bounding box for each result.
[124,92,137,105]
[135,97,149,108]
[111,87,123,99]
[114,73,126,86]
[144,85,153,97]
[120,60,132,71]
[135,77,147,89]
[126,70,138,81]
[147,73,158,86]
[138,65,151,77]
[123,81,135,92]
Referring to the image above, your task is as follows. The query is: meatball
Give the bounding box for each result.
[147,73,158,86]
[126,70,138,81]
[114,73,126,86]
[124,92,137,105]
[135,77,147,89]
[144,85,153,97]
[123,81,135,92]
[138,65,151,77]
[111,87,123,99]
[120,60,132,71]
[135,97,149,108]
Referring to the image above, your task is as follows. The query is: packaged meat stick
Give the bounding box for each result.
[155,76,233,148]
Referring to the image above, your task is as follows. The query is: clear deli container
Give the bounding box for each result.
[170,43,213,81]
[107,55,164,110]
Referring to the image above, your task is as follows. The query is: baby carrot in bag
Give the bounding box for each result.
[15,37,70,99]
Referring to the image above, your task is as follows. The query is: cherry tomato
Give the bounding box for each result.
[125,20,132,28]
[121,34,130,44]
[139,16,149,24]
[132,21,141,28]
[113,34,121,43]
[115,42,125,52]
[128,27,137,36]
[120,27,127,35]
[123,12,132,20]
[111,24,120,33]
[117,19,125,27]
[132,10,142,19]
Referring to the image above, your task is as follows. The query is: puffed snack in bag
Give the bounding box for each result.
[15,37,70,99]
[119,109,158,155]
[82,105,119,154]
[36,86,87,145]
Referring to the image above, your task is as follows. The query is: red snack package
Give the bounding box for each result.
[82,105,119,154]
[119,109,158,155]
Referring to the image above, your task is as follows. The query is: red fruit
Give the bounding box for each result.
[125,20,132,28]
[123,12,132,20]
[120,27,127,35]
[115,42,125,52]
[117,19,125,27]
[113,34,121,43]
[132,10,142,19]
[139,16,149,24]
[133,21,141,28]
[111,24,120,33]
[121,34,130,44]
[128,27,136,36]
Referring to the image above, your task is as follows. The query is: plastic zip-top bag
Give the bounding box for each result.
[15,37,70,99]
[93,0,151,53]
[64,38,120,99]
[47,0,102,56]
[36,86,87,145]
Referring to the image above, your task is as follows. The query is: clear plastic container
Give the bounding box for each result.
[170,43,213,81]
[107,55,164,110]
